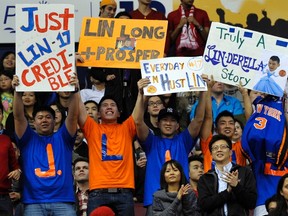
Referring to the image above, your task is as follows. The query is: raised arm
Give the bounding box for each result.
[188,75,208,138]
[74,55,88,128]
[12,75,28,139]
[132,78,150,142]
[238,86,253,120]
[65,74,79,136]
[199,76,214,141]
[77,91,88,128]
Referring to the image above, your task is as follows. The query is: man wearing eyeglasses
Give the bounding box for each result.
[197,134,257,216]
[145,96,165,136]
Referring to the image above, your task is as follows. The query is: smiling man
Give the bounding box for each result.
[197,134,257,215]
[78,94,137,215]
[99,0,117,18]
[13,74,79,215]
[134,77,207,215]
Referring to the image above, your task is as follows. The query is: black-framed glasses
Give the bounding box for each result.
[148,101,163,106]
[211,144,230,152]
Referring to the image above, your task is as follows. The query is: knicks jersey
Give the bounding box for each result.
[242,96,288,206]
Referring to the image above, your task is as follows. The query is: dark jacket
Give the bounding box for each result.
[197,163,257,216]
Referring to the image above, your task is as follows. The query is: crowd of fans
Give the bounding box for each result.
[0,0,288,216]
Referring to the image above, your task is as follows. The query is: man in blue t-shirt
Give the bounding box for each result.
[134,77,207,215]
[190,81,244,122]
[12,75,79,215]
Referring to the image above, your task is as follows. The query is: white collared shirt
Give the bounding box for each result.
[215,162,232,216]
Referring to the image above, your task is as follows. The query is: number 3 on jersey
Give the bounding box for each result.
[253,117,267,130]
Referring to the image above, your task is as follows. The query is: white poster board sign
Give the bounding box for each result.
[16,4,75,91]
[140,57,207,95]
[203,22,288,97]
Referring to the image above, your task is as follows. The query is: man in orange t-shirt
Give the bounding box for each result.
[78,74,150,215]
[200,79,248,172]
[78,93,137,215]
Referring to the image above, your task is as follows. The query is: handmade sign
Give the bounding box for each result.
[77,17,167,69]
[203,22,288,97]
[141,57,207,95]
[16,4,75,91]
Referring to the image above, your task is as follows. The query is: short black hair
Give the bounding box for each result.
[33,106,56,119]
[270,55,280,64]
[0,69,14,80]
[160,160,187,191]
[73,157,89,166]
[265,194,278,212]
[215,110,235,128]
[209,134,232,153]
[89,68,106,83]
[73,157,89,172]
[115,11,132,19]
[188,155,204,165]
[84,100,99,111]
[98,95,119,110]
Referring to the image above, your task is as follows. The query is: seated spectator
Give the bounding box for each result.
[50,103,66,132]
[188,155,204,197]
[152,160,199,215]
[74,157,89,216]
[198,134,257,215]
[0,51,15,72]
[190,81,244,123]
[84,100,99,123]
[267,173,288,216]
[74,127,88,159]
[0,70,14,127]
[265,195,278,215]
[268,173,288,216]
[80,68,106,104]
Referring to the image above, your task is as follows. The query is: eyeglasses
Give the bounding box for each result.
[211,144,230,152]
[148,101,163,106]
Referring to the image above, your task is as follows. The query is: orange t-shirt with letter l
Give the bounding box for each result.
[82,116,136,190]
